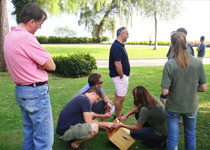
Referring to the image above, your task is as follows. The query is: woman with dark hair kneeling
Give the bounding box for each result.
[112,86,167,149]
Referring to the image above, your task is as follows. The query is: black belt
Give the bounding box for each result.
[18,81,48,87]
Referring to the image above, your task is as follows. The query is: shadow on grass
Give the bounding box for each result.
[53,130,154,150]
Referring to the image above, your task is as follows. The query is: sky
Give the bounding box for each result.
[6,0,210,42]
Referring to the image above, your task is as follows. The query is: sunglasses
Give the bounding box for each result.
[170,31,176,37]
[97,81,103,84]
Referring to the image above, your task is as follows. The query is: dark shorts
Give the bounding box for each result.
[91,100,105,114]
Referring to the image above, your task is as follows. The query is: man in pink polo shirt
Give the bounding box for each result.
[4,3,55,150]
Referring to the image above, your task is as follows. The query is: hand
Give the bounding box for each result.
[106,122,114,128]
[107,99,113,105]
[120,115,127,122]
[112,123,121,129]
[37,64,45,70]
[103,112,112,118]
[106,101,113,110]
[104,123,114,132]
[120,75,124,79]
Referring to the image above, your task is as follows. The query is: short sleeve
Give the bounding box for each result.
[112,44,122,61]
[138,107,149,125]
[199,43,204,51]
[198,64,207,85]
[25,36,51,66]
[78,83,90,95]
[100,87,104,94]
[81,97,91,112]
[161,62,172,89]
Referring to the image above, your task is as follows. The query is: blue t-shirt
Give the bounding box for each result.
[109,40,130,77]
[78,83,104,95]
[197,42,205,57]
[166,44,194,60]
[56,94,91,136]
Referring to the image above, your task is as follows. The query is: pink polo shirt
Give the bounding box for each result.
[4,26,51,85]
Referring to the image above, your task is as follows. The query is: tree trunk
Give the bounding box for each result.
[0,0,9,72]
[95,1,116,38]
[95,9,112,38]
[154,12,157,50]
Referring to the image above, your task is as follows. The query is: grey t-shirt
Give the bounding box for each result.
[137,96,167,136]
[161,54,206,113]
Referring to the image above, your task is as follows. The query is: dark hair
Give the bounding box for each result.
[85,86,103,98]
[88,73,101,86]
[132,86,157,110]
[18,3,47,24]
[200,36,205,41]
[176,27,187,35]
[171,32,189,70]
[117,27,127,37]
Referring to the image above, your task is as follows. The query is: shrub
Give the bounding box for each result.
[36,36,110,44]
[36,36,48,44]
[101,36,110,42]
[53,53,97,78]
[127,41,171,46]
[158,41,171,45]
[48,36,62,43]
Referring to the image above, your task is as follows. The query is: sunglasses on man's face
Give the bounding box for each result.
[97,81,103,84]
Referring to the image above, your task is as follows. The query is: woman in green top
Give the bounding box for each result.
[112,86,167,148]
[161,32,207,150]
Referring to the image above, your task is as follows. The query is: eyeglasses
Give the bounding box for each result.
[97,81,103,84]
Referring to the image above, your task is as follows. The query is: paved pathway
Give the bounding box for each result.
[96,57,210,68]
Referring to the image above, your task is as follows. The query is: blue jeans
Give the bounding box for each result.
[130,113,167,146]
[165,109,197,150]
[15,84,54,150]
[130,126,167,146]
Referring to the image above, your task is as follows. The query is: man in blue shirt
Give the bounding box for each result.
[109,27,130,120]
[56,87,114,149]
[78,73,113,121]
[166,28,194,60]
[196,36,206,63]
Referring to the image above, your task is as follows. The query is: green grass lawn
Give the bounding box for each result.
[0,65,210,150]
[42,44,210,58]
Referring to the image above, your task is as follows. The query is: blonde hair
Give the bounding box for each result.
[171,32,189,70]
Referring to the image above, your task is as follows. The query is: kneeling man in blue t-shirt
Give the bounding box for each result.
[56,87,114,149]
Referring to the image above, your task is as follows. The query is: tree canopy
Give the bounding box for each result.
[78,0,144,38]
[54,26,77,37]
[11,0,87,22]
[140,0,182,50]
[10,0,182,42]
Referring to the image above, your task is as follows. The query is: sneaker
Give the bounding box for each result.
[113,114,124,120]
[157,141,167,150]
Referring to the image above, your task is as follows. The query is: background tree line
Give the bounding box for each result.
[0,0,182,71]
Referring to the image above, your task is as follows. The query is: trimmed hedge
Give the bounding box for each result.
[127,41,210,47]
[36,36,110,44]
[53,53,97,78]
[126,41,171,46]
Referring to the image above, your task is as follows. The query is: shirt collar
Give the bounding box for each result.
[115,40,125,47]
[11,26,27,32]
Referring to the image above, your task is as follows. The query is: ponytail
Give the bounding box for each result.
[171,32,189,70]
